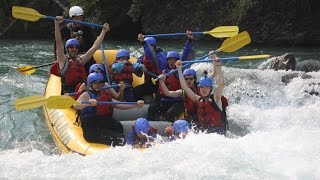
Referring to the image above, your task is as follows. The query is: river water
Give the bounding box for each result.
[0,39,320,179]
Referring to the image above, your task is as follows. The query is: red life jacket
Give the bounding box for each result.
[50,62,60,77]
[142,56,158,79]
[197,94,228,127]
[80,89,114,118]
[159,73,181,96]
[184,86,200,115]
[60,58,87,93]
[112,61,133,84]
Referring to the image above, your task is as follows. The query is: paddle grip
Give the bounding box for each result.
[45,16,103,28]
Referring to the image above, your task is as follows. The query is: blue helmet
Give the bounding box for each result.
[89,64,105,73]
[173,120,190,134]
[134,118,150,134]
[116,49,130,60]
[183,68,196,76]
[144,37,156,46]
[166,51,180,60]
[65,38,80,48]
[87,72,105,85]
[199,76,213,87]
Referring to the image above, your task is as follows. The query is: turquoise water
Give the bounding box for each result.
[0,39,320,179]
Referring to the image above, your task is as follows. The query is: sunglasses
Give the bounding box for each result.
[93,80,105,84]
[68,45,79,49]
[184,77,194,81]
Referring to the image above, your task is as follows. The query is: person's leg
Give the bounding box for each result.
[165,102,184,122]
[133,80,158,100]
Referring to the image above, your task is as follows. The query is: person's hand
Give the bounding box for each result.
[136,100,144,108]
[158,70,166,81]
[55,16,64,24]
[88,99,97,106]
[119,81,126,91]
[165,126,173,136]
[102,23,110,32]
[186,30,194,40]
[175,60,182,70]
[209,50,217,58]
[214,59,222,67]
[137,33,144,42]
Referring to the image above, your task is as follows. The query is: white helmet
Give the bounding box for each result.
[69,6,84,18]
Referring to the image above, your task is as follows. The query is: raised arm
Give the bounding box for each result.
[176,60,199,102]
[55,16,66,68]
[212,54,224,109]
[81,23,110,64]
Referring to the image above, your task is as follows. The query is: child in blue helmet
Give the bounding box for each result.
[111,49,144,102]
[175,51,228,135]
[126,118,158,149]
[165,120,190,141]
[73,72,144,146]
[72,63,126,101]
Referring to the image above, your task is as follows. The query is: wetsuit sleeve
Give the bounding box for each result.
[111,62,125,74]
[181,39,195,61]
[157,50,167,72]
[142,41,155,61]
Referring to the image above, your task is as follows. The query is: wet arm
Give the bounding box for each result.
[55,16,66,68]
[81,23,110,64]
[176,60,199,102]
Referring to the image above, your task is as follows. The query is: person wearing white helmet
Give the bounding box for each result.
[52,5,96,76]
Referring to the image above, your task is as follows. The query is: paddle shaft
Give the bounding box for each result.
[145,32,205,37]
[80,101,138,105]
[19,62,55,72]
[68,84,120,96]
[45,16,103,28]
[100,44,111,83]
[153,53,211,82]
[182,55,272,64]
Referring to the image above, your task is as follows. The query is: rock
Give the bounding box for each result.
[270,53,296,71]
[296,60,320,72]
[281,73,312,84]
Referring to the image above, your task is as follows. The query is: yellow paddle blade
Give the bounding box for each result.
[16,65,36,75]
[46,96,79,109]
[204,26,239,38]
[14,95,47,111]
[239,54,272,61]
[12,6,45,22]
[218,31,251,53]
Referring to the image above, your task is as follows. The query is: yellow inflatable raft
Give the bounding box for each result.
[43,50,171,155]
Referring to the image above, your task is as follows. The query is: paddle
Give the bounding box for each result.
[100,44,111,83]
[12,6,103,28]
[181,54,272,64]
[144,26,239,38]
[14,95,138,111]
[16,62,55,75]
[68,84,120,96]
[151,31,251,84]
